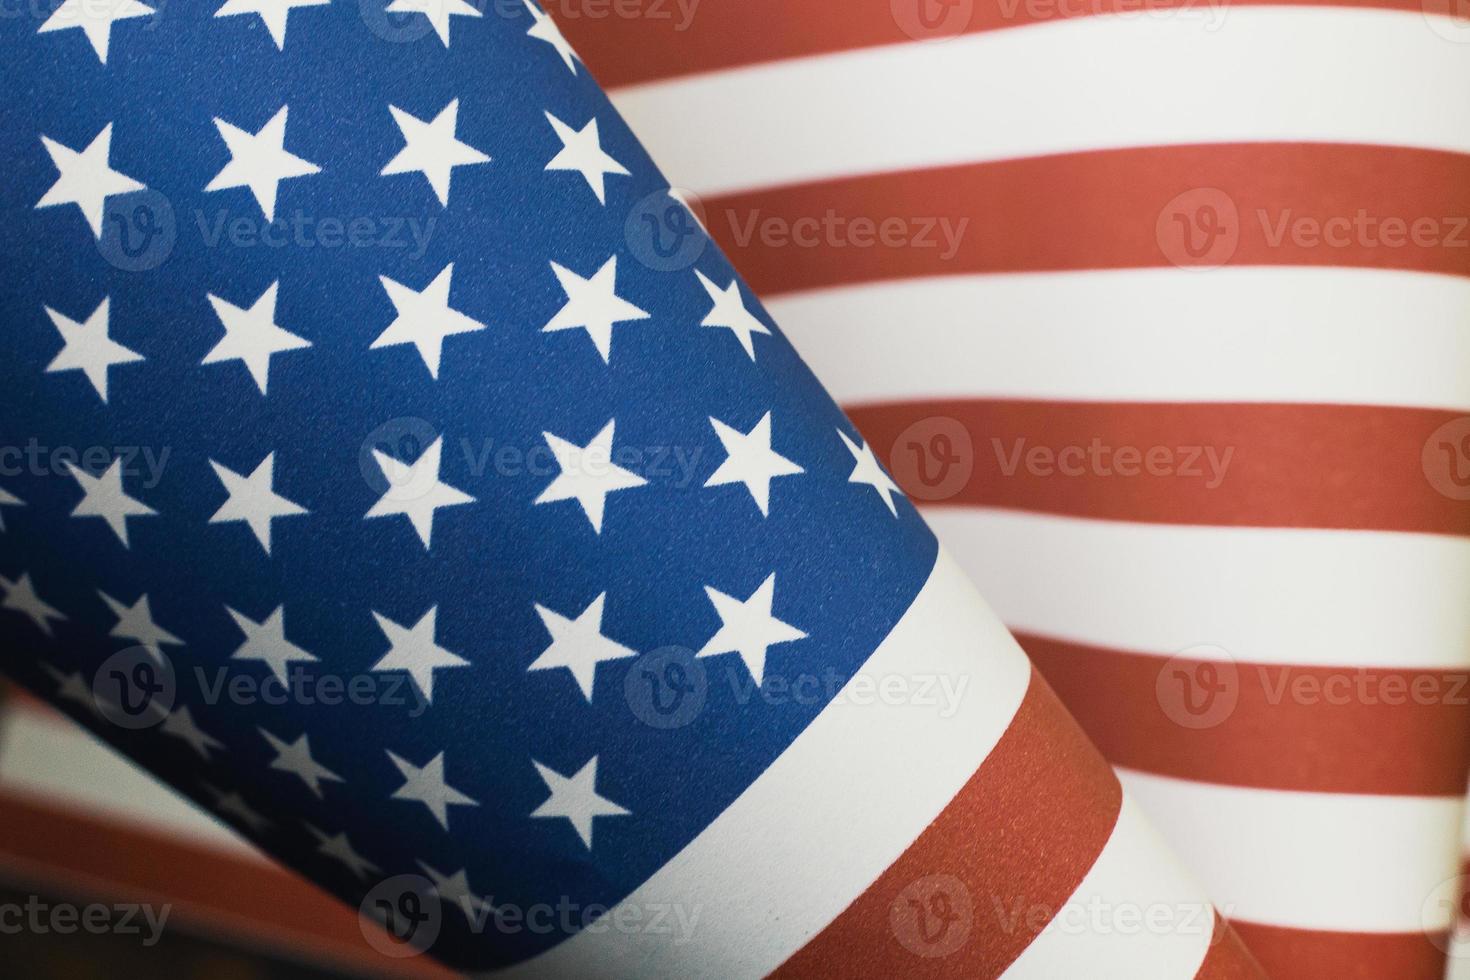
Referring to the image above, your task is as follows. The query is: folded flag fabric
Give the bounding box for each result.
[547,1,1470,977]
[0,689,454,978]
[0,2,1266,976]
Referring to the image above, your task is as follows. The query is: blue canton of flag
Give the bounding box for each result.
[0,0,936,970]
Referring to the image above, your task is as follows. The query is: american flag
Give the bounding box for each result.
[0,0,1268,976]
[551,1,1470,978]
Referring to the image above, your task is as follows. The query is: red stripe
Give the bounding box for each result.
[701,144,1470,296]
[847,401,1470,537]
[1021,632,1470,796]
[549,0,1428,89]
[773,667,1118,976]
[0,791,452,979]
[1196,914,1269,980]
[1,686,48,714]
[1230,920,1450,980]
[774,668,1260,977]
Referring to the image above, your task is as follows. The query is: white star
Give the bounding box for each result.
[365,436,474,550]
[697,573,806,685]
[226,604,319,685]
[162,706,224,760]
[38,0,152,64]
[99,590,182,661]
[417,861,491,919]
[0,487,22,531]
[372,263,486,379]
[370,606,468,704]
[528,593,636,702]
[386,0,481,46]
[203,281,312,395]
[535,421,646,533]
[387,750,478,831]
[64,458,155,548]
[205,105,320,221]
[544,112,628,205]
[260,728,342,798]
[530,756,628,850]
[305,823,379,880]
[541,256,648,364]
[44,297,143,402]
[695,270,770,361]
[214,0,330,49]
[204,784,272,834]
[2,574,66,636]
[705,413,804,517]
[380,99,489,207]
[524,0,579,72]
[42,665,95,713]
[209,453,308,555]
[838,429,902,517]
[36,124,145,237]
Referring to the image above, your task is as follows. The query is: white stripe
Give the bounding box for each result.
[611,9,1470,195]
[0,702,264,860]
[926,509,1470,669]
[501,548,1033,977]
[1451,940,1470,980]
[1119,767,1465,933]
[768,268,1470,411]
[1002,795,1217,979]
